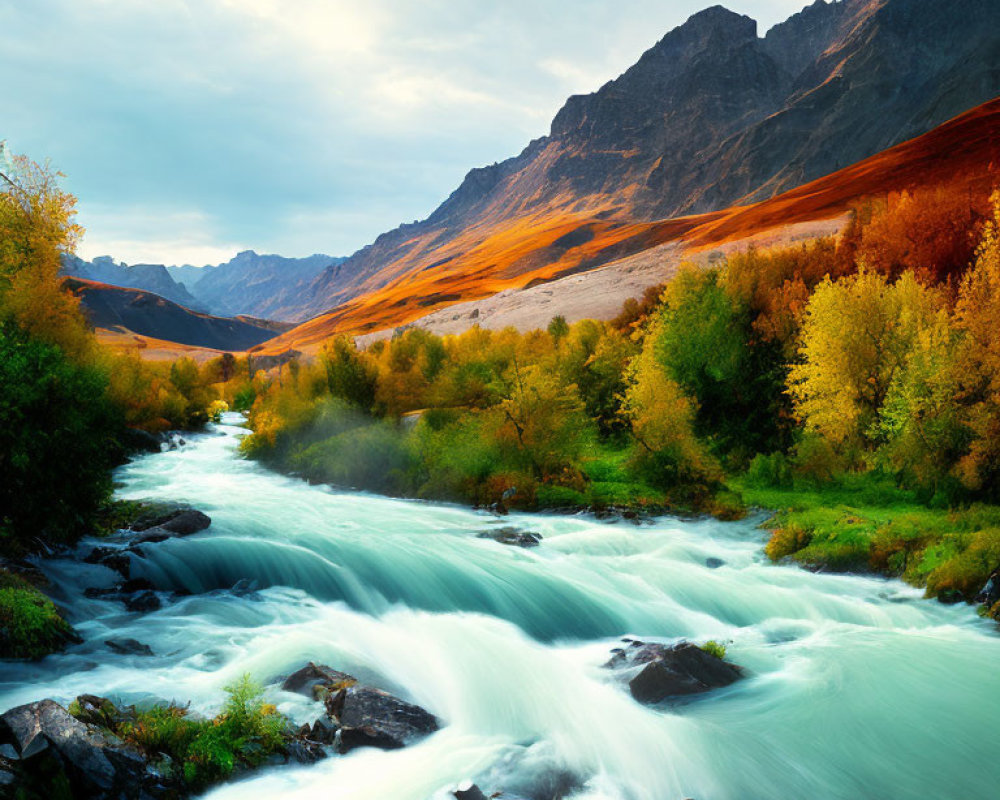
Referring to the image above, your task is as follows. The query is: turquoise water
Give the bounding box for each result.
[2,413,998,799]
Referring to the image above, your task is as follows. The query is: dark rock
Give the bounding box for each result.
[937,588,966,605]
[0,700,146,797]
[477,527,542,548]
[308,716,340,745]
[85,578,156,598]
[120,427,161,454]
[975,567,1000,608]
[123,591,161,613]
[71,695,123,730]
[284,738,327,765]
[83,547,133,579]
[453,782,488,800]
[705,557,725,569]
[158,510,211,536]
[130,507,211,539]
[281,662,357,698]
[284,662,438,754]
[105,638,154,657]
[605,641,742,704]
[335,686,439,753]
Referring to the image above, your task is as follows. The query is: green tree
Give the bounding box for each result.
[320,335,378,410]
[0,323,121,549]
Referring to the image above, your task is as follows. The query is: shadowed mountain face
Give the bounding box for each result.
[62,254,205,311]
[165,251,344,320]
[294,0,1000,322]
[63,252,344,322]
[65,278,282,351]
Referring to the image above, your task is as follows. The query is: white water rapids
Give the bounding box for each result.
[2,413,998,799]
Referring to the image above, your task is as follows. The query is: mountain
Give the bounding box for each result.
[166,251,344,320]
[65,277,284,352]
[289,0,1000,324]
[62,254,205,310]
[255,96,1000,355]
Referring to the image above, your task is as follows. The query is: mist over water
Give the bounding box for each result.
[2,414,998,799]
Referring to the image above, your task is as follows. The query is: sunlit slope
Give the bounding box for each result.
[256,97,1000,354]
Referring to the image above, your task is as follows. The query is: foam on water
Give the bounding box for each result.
[2,414,998,799]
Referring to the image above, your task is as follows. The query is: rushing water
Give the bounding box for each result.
[2,413,999,799]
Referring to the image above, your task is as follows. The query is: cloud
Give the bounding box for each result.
[3,0,809,265]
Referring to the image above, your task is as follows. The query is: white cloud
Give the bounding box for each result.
[4,0,810,265]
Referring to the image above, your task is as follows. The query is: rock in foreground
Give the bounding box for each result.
[282,661,439,753]
[606,640,743,704]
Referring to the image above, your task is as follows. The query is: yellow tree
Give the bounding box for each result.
[620,327,720,489]
[0,144,88,355]
[953,191,1000,492]
[788,269,943,449]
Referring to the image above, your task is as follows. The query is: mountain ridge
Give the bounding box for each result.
[291,0,1000,322]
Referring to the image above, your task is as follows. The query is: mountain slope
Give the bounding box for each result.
[295,0,1000,321]
[65,278,283,351]
[166,251,344,320]
[62,255,205,310]
[255,96,1000,354]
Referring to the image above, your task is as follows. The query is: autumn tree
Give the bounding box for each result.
[789,269,943,450]
[952,191,1000,495]
[620,331,720,491]
[0,145,89,356]
[854,185,987,284]
[494,359,592,479]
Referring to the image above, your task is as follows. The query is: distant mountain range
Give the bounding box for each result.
[282,0,1000,326]
[64,277,288,352]
[62,251,345,322]
[63,0,1000,355]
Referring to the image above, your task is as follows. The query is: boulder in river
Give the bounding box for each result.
[282,662,439,754]
[0,699,147,798]
[605,639,743,704]
[105,638,154,657]
[975,566,1000,610]
[477,527,542,548]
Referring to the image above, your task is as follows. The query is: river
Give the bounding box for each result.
[2,413,998,799]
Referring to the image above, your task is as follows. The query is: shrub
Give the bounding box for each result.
[0,571,77,659]
[700,640,727,660]
[0,323,122,549]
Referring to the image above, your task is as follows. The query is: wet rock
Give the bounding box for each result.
[281,662,358,698]
[335,686,439,753]
[71,695,124,730]
[157,509,211,536]
[130,509,212,544]
[123,590,161,613]
[105,638,154,656]
[477,527,542,548]
[453,782,488,800]
[605,640,743,703]
[84,578,155,599]
[284,738,327,765]
[0,699,146,797]
[975,566,1000,608]
[283,662,438,754]
[83,547,133,579]
[705,557,725,569]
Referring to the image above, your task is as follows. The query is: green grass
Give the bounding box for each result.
[0,571,77,659]
[70,674,287,790]
[733,472,1000,615]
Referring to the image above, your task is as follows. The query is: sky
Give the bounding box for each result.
[2,0,808,267]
